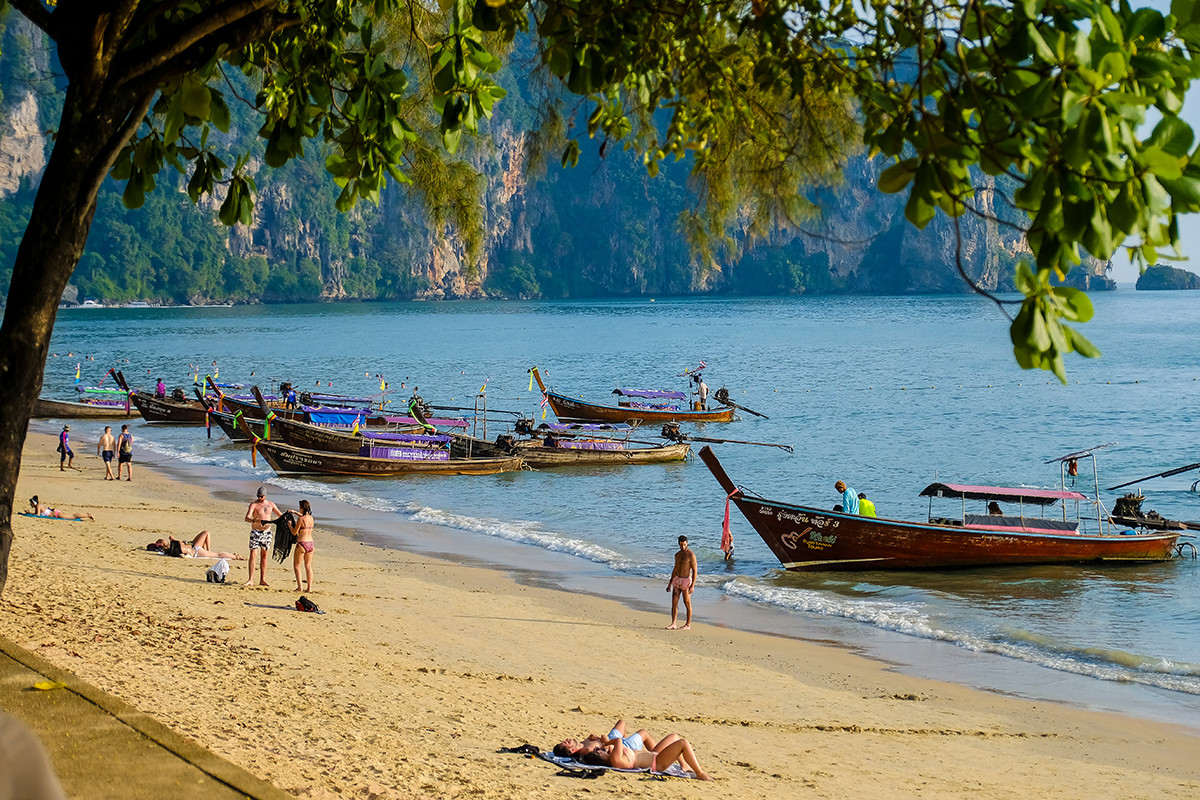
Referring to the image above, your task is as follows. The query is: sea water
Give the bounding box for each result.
[36,292,1200,727]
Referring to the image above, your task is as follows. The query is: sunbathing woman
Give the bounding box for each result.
[582,734,712,780]
[162,531,243,560]
[28,496,93,521]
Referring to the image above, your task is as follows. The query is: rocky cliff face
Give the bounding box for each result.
[0,16,1112,301]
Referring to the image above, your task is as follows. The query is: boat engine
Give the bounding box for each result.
[713,387,730,406]
[279,381,293,395]
[514,417,535,436]
[171,387,186,402]
[494,434,519,454]
[660,422,685,442]
[299,392,313,406]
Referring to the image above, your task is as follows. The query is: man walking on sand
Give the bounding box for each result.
[666,535,697,630]
[97,426,116,480]
[57,425,74,470]
[244,486,281,586]
[116,424,134,481]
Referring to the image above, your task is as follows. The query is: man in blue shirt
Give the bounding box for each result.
[834,480,859,514]
[57,425,74,471]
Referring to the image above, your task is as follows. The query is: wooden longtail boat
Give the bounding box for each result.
[451,422,691,467]
[250,438,526,477]
[32,397,136,419]
[114,371,207,424]
[530,367,736,424]
[270,414,447,453]
[699,446,1184,570]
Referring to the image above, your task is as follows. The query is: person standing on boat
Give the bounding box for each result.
[154,378,166,399]
[285,387,297,410]
[858,492,876,517]
[697,376,709,410]
[834,480,859,514]
[117,424,134,481]
[666,535,697,630]
[57,425,74,471]
[244,486,281,587]
[97,425,116,481]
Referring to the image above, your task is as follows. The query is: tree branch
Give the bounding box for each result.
[119,0,282,84]
[7,0,55,37]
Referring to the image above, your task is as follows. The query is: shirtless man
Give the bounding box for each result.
[666,535,697,630]
[244,486,281,586]
[97,426,116,480]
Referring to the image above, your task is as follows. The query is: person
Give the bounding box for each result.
[28,496,93,521]
[117,424,134,481]
[582,734,712,780]
[57,425,74,470]
[154,378,166,398]
[834,480,859,514]
[244,486,282,586]
[158,531,243,560]
[857,492,876,517]
[291,499,315,592]
[666,535,697,630]
[988,501,1004,515]
[285,387,297,410]
[97,425,116,480]
[0,711,68,800]
[554,719,664,759]
[697,376,709,410]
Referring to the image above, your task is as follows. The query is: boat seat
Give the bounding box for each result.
[964,514,1078,532]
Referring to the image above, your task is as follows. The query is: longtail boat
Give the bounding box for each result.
[250,437,526,477]
[270,414,457,453]
[451,422,691,468]
[114,371,207,424]
[530,367,736,424]
[700,446,1185,570]
[32,397,136,419]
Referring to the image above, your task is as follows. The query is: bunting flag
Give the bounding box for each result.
[479,376,490,394]
[380,377,386,392]
[351,418,360,435]
[540,394,548,421]
[264,410,276,440]
[74,364,80,383]
[699,360,707,369]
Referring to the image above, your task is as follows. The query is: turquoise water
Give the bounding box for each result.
[39,292,1200,719]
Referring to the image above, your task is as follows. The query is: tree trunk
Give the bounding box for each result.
[0,81,134,596]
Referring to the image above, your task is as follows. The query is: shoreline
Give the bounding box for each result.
[4,429,1199,799]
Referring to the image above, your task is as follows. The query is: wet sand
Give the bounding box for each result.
[3,430,1199,799]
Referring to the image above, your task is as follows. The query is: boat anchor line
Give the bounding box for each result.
[659,422,794,453]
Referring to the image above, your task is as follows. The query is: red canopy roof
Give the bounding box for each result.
[919,483,1088,506]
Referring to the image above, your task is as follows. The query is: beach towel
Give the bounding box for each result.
[17,513,83,522]
[268,511,299,563]
[536,751,696,779]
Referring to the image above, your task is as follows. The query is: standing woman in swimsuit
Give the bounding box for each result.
[291,499,315,592]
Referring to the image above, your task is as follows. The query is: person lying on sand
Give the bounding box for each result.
[28,496,93,521]
[553,719,661,759]
[581,734,712,780]
[157,531,243,560]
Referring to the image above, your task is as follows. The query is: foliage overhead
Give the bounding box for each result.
[4,0,1200,382]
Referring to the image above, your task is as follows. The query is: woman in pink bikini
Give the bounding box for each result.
[291,499,315,592]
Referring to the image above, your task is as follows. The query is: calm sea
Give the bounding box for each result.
[37,292,1200,726]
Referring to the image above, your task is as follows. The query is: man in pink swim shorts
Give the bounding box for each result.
[666,535,697,630]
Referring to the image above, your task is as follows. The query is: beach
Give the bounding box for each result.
[3,429,1199,800]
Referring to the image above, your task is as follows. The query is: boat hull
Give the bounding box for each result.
[33,397,136,419]
[546,391,735,424]
[699,447,1181,570]
[209,409,265,441]
[450,435,690,467]
[254,440,525,476]
[128,392,208,424]
[272,416,423,453]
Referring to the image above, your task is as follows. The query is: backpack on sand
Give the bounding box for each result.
[206,558,230,583]
[295,596,320,613]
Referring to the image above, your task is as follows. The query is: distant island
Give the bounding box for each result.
[1136,265,1200,290]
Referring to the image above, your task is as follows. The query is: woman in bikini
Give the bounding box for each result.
[160,531,243,560]
[291,499,315,592]
[583,734,712,780]
[28,496,93,521]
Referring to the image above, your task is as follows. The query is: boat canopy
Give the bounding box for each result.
[919,482,1088,505]
[306,409,370,426]
[539,422,633,433]
[612,388,687,400]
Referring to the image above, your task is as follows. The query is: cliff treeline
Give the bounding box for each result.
[0,13,1109,306]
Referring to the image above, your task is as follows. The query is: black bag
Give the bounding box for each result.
[166,539,183,557]
[296,596,319,613]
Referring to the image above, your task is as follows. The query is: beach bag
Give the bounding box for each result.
[119,434,132,455]
[295,596,319,613]
[206,558,230,583]
[166,539,183,558]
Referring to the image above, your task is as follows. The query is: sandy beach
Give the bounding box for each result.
[2,429,1198,800]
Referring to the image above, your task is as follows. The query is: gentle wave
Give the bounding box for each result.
[724,579,1200,694]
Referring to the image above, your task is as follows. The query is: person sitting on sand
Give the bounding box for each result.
[581,734,712,780]
[28,496,93,521]
[160,531,243,560]
[553,719,662,759]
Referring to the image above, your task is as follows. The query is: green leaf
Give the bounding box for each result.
[179,82,211,120]
[877,160,916,193]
